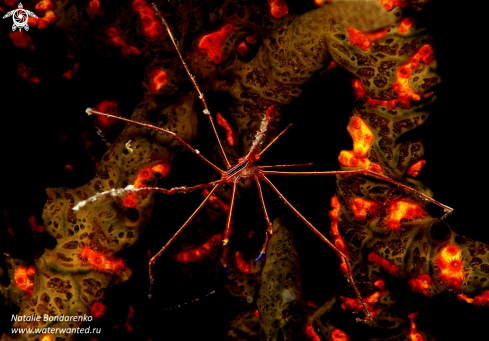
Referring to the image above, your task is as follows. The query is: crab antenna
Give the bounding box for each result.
[261,169,453,218]
[259,123,292,157]
[149,183,222,298]
[86,108,223,174]
[253,176,273,262]
[150,2,231,169]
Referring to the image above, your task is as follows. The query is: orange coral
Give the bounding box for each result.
[35,0,54,11]
[14,266,36,295]
[435,244,464,289]
[340,280,386,320]
[458,290,489,306]
[377,0,407,11]
[399,18,413,33]
[331,329,351,341]
[235,251,251,273]
[41,335,52,341]
[80,246,125,273]
[203,188,230,212]
[409,274,433,296]
[329,196,348,273]
[175,234,222,263]
[352,79,366,100]
[132,0,163,38]
[368,252,401,276]
[93,99,120,127]
[407,313,425,341]
[338,116,382,172]
[216,113,235,146]
[198,24,233,64]
[393,45,434,104]
[149,69,167,91]
[266,0,288,19]
[407,160,426,177]
[385,200,426,233]
[87,0,100,14]
[305,324,321,341]
[347,27,370,51]
[90,302,106,320]
[237,41,248,57]
[350,197,377,221]
[106,27,141,58]
[9,31,34,50]
[37,10,57,29]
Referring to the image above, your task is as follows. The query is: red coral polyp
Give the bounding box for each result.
[90,302,106,320]
[80,246,125,273]
[132,0,163,38]
[198,24,233,64]
[435,244,464,289]
[14,266,36,295]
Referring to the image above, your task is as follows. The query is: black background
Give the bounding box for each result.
[1,1,488,340]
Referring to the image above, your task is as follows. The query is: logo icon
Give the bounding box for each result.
[2,3,38,32]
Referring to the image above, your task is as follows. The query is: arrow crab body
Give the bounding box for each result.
[73,2,453,323]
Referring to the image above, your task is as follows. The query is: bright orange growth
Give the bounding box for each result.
[9,31,34,50]
[203,188,230,212]
[235,251,251,273]
[407,160,426,177]
[122,193,137,208]
[15,266,36,295]
[364,28,388,42]
[87,0,101,14]
[341,280,386,320]
[329,196,348,273]
[237,41,248,57]
[90,302,106,320]
[350,197,377,221]
[385,201,426,233]
[80,246,125,273]
[216,113,235,146]
[266,0,288,19]
[399,18,413,33]
[175,234,222,263]
[393,44,434,104]
[338,116,382,172]
[198,24,233,64]
[409,274,433,296]
[408,313,425,341]
[41,335,52,341]
[246,36,257,44]
[325,60,337,71]
[37,10,57,29]
[17,63,31,80]
[347,27,370,51]
[368,252,401,277]
[305,324,321,341]
[132,0,164,38]
[435,244,464,289]
[29,214,44,234]
[459,290,489,306]
[94,99,120,127]
[35,0,54,11]
[149,69,167,91]
[331,329,351,341]
[352,79,366,100]
[106,27,141,58]
[377,0,407,11]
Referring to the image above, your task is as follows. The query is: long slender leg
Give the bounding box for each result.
[86,108,224,174]
[150,3,231,169]
[259,123,292,157]
[73,181,222,211]
[221,179,238,273]
[149,183,221,298]
[259,163,314,170]
[262,170,453,218]
[253,176,273,262]
[262,175,372,321]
